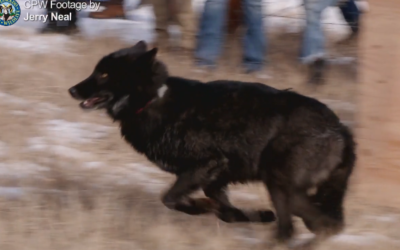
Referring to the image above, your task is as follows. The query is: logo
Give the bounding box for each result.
[0,0,21,26]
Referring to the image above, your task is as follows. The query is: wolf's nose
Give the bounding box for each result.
[69,87,78,97]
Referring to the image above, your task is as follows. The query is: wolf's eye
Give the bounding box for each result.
[101,73,108,78]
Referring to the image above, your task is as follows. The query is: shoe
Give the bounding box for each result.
[308,59,326,85]
[89,4,125,19]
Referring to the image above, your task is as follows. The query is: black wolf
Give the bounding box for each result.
[68,41,356,242]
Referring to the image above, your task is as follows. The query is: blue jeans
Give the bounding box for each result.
[195,0,266,71]
[300,0,339,64]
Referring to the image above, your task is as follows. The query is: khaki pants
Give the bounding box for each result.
[152,0,196,50]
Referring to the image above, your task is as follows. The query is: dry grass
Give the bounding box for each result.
[0,28,399,250]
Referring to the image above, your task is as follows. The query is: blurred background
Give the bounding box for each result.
[1,0,400,249]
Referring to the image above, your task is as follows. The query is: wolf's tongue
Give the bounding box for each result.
[83,97,101,107]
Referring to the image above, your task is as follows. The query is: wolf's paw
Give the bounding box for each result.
[305,217,343,237]
[258,210,277,222]
[243,209,276,223]
[190,198,218,212]
[276,224,294,243]
[216,208,276,223]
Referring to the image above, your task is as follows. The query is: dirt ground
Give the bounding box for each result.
[0,26,399,250]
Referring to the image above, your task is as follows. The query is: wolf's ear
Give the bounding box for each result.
[138,48,158,64]
[112,41,148,59]
[132,40,148,53]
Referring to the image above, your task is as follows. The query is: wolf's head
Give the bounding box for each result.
[68,41,168,118]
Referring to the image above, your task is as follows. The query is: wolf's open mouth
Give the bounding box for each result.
[80,96,110,109]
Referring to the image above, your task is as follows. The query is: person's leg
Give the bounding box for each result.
[176,0,197,51]
[151,0,170,49]
[339,0,360,34]
[195,0,229,68]
[89,0,125,19]
[39,0,78,35]
[300,0,339,84]
[241,0,266,73]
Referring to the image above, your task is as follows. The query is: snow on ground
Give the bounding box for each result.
[0,92,30,106]
[364,214,399,223]
[287,231,400,248]
[0,91,65,114]
[25,119,112,160]
[0,162,50,178]
[331,232,400,246]
[43,119,112,144]
[1,32,77,55]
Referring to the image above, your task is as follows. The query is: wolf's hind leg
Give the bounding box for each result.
[265,181,294,242]
[292,190,344,236]
[203,181,275,223]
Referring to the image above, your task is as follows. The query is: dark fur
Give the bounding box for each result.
[69,41,356,242]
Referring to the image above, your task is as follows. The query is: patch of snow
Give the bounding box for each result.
[0,92,30,106]
[1,35,76,56]
[0,187,67,199]
[331,234,370,245]
[364,215,398,223]
[329,232,400,246]
[37,103,65,114]
[126,163,164,175]
[328,57,356,65]
[0,92,65,115]
[234,227,264,245]
[25,120,112,161]
[288,233,315,248]
[126,172,167,193]
[84,161,105,169]
[0,187,26,199]
[0,162,50,178]
[26,139,92,160]
[9,110,28,116]
[235,235,263,245]
[50,145,93,159]
[43,119,112,145]
[78,18,154,44]
[230,191,260,201]
[26,137,48,151]
[116,163,168,193]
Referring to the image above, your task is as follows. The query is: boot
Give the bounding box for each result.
[308,58,327,85]
[89,0,125,19]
